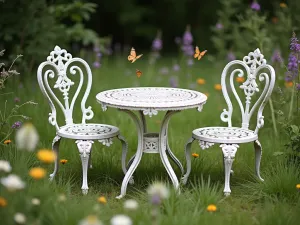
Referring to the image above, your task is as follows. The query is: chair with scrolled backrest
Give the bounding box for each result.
[182,49,275,196]
[37,46,128,194]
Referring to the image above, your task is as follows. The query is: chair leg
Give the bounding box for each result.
[181,137,195,185]
[220,144,239,196]
[49,135,61,181]
[76,140,94,195]
[254,140,264,181]
[88,148,93,169]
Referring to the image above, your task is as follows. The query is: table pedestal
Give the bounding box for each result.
[116,109,184,199]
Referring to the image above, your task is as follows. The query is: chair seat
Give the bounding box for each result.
[192,127,257,144]
[57,123,119,140]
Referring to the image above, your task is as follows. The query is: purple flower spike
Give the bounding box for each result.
[93,61,101,68]
[172,64,180,72]
[271,50,282,64]
[152,38,163,51]
[151,194,161,205]
[296,83,300,91]
[97,52,102,58]
[251,1,261,11]
[187,58,194,66]
[12,121,22,129]
[183,25,193,45]
[93,47,100,53]
[216,23,223,30]
[227,51,236,61]
[290,33,300,52]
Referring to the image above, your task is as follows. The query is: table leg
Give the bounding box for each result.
[166,140,184,175]
[159,110,181,191]
[116,109,144,199]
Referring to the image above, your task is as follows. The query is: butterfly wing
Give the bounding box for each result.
[128,47,136,62]
[194,46,200,59]
[198,50,207,60]
[136,54,143,59]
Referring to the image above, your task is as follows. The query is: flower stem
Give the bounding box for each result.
[269,98,278,137]
[288,82,296,120]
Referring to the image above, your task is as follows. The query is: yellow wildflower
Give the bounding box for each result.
[207,204,217,212]
[29,167,46,180]
[4,140,11,145]
[280,2,287,8]
[97,196,107,204]
[37,149,55,164]
[236,77,245,83]
[192,153,199,158]
[296,184,300,190]
[214,84,222,91]
[285,81,293,88]
[60,159,68,165]
[0,197,7,207]
[197,78,206,85]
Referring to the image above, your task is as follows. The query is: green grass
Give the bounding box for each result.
[1,56,300,225]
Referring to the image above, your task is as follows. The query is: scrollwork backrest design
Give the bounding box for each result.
[37,46,94,130]
[220,49,275,134]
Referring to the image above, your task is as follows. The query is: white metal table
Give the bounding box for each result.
[96,87,207,198]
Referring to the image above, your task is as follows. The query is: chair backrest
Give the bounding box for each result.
[37,46,94,130]
[220,48,275,134]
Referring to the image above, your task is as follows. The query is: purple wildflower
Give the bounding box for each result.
[93,61,101,68]
[169,76,178,88]
[290,33,300,52]
[93,46,100,53]
[97,52,102,58]
[227,51,236,61]
[287,53,298,76]
[12,121,22,129]
[187,58,194,66]
[271,50,283,64]
[151,194,161,205]
[152,38,163,51]
[174,37,181,45]
[172,64,180,72]
[251,1,261,11]
[216,23,223,30]
[183,25,193,45]
[296,83,300,91]
[159,67,169,75]
[181,45,194,56]
[14,97,20,103]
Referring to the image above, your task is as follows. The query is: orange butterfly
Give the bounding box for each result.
[128,47,143,63]
[194,46,207,60]
[136,69,142,78]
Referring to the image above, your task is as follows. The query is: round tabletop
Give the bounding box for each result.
[96,87,207,115]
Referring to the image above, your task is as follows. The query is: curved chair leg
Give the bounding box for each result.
[49,135,61,181]
[254,140,264,181]
[76,140,94,195]
[88,148,93,169]
[221,144,239,196]
[181,137,195,185]
[222,152,234,174]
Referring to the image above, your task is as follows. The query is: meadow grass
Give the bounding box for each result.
[1,56,300,225]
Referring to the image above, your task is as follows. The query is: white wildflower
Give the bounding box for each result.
[31,198,40,205]
[78,215,103,225]
[15,122,39,151]
[0,174,25,191]
[147,182,170,199]
[110,215,132,225]
[0,160,12,172]
[123,199,139,210]
[14,213,26,224]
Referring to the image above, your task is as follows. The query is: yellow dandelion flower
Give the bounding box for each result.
[60,159,68,165]
[296,184,300,190]
[192,153,199,158]
[207,204,217,212]
[280,2,287,8]
[236,77,245,83]
[4,140,11,145]
[197,78,206,85]
[97,196,107,204]
[285,81,293,88]
[0,197,7,207]
[37,149,56,164]
[29,167,46,180]
[214,84,222,91]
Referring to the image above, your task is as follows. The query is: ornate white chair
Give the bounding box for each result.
[37,46,128,194]
[182,49,275,196]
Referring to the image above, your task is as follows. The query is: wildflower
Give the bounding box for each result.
[290,32,300,52]
[57,194,67,202]
[15,122,39,151]
[227,51,236,61]
[271,50,283,64]
[93,47,100,53]
[169,76,178,88]
[124,199,139,210]
[147,182,170,206]
[93,61,101,68]
[0,174,25,191]
[287,53,298,79]
[215,23,223,30]
[183,25,193,45]
[250,1,261,11]
[79,215,103,225]
[285,81,293,88]
[0,197,7,207]
[31,198,41,205]
[236,77,245,83]
[97,52,102,58]
[14,97,20,102]
[197,78,206,85]
[12,121,22,129]
[214,84,222,91]
[296,184,300,190]
[192,153,199,158]
[207,204,217,212]
[187,58,194,66]
[280,2,287,8]
[14,213,26,224]
[152,30,163,51]
[159,67,169,75]
[37,149,56,164]
[172,64,180,71]
[181,44,194,56]
[110,215,132,225]
[4,139,11,145]
[296,84,300,91]
[60,159,68,164]
[0,160,12,172]
[97,196,107,204]
[29,167,46,180]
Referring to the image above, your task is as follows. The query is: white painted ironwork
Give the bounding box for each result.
[96,87,207,199]
[37,46,128,194]
[182,49,276,196]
